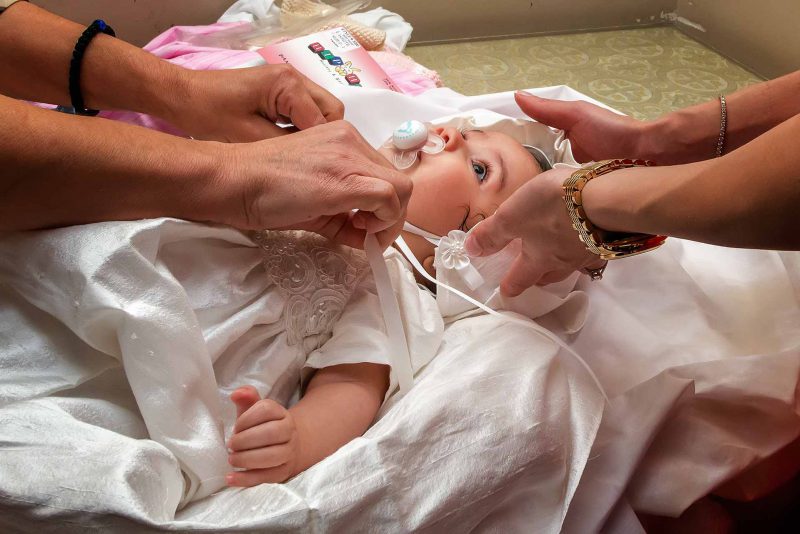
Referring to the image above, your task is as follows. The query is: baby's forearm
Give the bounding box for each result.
[289,363,389,475]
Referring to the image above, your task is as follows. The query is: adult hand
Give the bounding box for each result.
[164,64,345,142]
[515,91,650,163]
[464,166,605,296]
[214,120,412,249]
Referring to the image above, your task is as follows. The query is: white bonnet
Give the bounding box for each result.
[406,110,588,332]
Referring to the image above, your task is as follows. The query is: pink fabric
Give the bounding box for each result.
[94,22,441,135]
[142,23,261,70]
[371,50,441,95]
[99,23,260,134]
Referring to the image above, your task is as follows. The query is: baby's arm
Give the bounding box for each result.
[226,362,389,487]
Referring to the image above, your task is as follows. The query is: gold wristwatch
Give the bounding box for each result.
[562,159,667,260]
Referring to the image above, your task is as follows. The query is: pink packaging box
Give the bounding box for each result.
[258,27,400,93]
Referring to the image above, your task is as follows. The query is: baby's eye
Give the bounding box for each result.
[472,161,488,183]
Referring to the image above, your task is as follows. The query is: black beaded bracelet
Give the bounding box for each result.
[67,19,115,116]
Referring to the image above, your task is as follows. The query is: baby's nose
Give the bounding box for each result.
[436,126,463,151]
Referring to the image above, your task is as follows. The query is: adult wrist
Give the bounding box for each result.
[196,140,284,230]
[643,104,724,165]
[81,39,190,120]
[580,166,639,233]
[564,160,667,259]
[134,61,192,123]
[635,114,676,163]
[172,139,239,226]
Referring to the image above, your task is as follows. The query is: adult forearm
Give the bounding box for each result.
[0,95,224,231]
[642,70,800,165]
[0,2,184,118]
[585,115,800,250]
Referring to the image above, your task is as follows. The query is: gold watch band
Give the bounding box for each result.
[562,159,667,260]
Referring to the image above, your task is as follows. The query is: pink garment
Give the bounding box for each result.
[97,22,441,135]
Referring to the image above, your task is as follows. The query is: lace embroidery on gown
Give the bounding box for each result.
[253,230,369,348]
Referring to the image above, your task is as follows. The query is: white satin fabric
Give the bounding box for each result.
[0,84,798,533]
[0,217,599,532]
[0,221,440,502]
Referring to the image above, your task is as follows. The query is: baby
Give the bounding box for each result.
[224,121,546,488]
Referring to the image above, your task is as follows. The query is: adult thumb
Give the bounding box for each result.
[464,214,514,257]
[514,91,582,131]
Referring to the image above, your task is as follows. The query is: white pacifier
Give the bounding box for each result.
[382,120,446,170]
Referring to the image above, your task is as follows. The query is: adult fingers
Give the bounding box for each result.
[537,268,576,286]
[500,253,548,297]
[262,66,326,130]
[339,176,404,233]
[304,213,368,250]
[234,398,286,433]
[230,386,261,419]
[226,465,292,487]
[228,420,293,452]
[464,212,516,257]
[234,116,293,142]
[303,77,345,122]
[294,211,403,252]
[374,216,406,250]
[514,91,583,131]
[327,120,399,169]
[228,443,294,469]
[275,84,328,131]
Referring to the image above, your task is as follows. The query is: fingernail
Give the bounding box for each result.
[502,283,521,297]
[464,235,482,256]
[225,474,234,485]
[515,90,536,97]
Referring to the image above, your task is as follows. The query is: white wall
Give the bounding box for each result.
[675,0,800,78]
[378,0,675,43]
[32,0,234,46]
[33,0,676,46]
[32,1,799,79]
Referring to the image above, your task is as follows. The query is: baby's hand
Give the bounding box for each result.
[226,385,300,487]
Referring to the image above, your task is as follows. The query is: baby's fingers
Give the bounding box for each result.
[234,398,286,433]
[226,465,293,487]
[230,386,261,419]
[228,419,294,452]
[229,443,294,469]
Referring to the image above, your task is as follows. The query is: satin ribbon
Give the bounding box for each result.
[364,232,607,402]
[404,222,485,291]
[393,236,608,403]
[364,233,415,395]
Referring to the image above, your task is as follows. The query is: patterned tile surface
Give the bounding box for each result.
[406,26,762,120]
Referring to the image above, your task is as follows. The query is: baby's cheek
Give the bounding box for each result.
[408,157,474,231]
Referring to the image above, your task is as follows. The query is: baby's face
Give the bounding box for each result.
[380,126,543,236]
